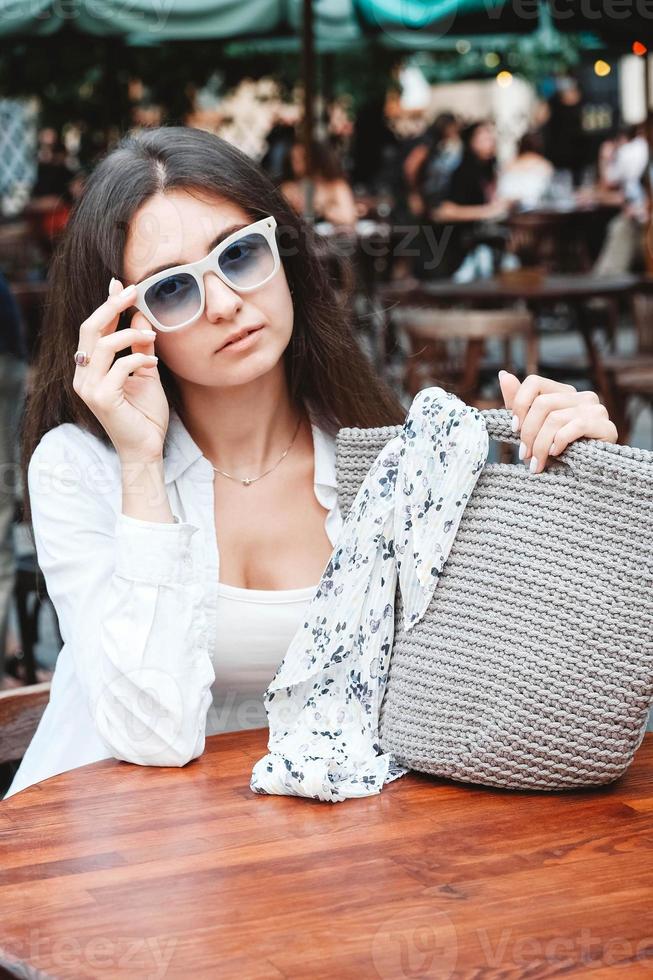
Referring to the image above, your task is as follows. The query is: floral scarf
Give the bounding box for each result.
[250,386,489,803]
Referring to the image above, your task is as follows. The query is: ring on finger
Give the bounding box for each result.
[74,350,91,367]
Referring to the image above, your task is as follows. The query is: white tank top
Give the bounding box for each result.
[205,579,320,736]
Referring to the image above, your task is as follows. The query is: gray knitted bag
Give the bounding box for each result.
[335,408,653,790]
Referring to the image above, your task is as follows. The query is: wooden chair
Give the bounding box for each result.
[0,681,50,765]
[507,212,591,273]
[603,291,653,443]
[393,307,537,406]
[13,552,61,686]
[392,307,537,465]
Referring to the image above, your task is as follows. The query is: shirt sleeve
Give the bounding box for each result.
[27,426,215,768]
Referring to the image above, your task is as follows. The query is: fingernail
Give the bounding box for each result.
[549,441,557,455]
[108,277,120,295]
[146,354,158,362]
[529,456,539,473]
[140,329,156,338]
[122,284,137,298]
[518,440,527,460]
[498,369,507,378]
[511,413,520,432]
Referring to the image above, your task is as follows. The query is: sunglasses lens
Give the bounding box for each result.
[217,232,275,289]
[144,273,200,329]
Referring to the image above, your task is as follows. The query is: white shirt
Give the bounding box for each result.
[497,159,554,209]
[4,406,342,799]
[207,580,319,735]
[607,136,649,187]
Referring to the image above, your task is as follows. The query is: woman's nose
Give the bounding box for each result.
[203,271,243,321]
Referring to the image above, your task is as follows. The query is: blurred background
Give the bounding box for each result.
[0,0,651,733]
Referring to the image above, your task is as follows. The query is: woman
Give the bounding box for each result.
[400,112,463,280]
[497,131,554,209]
[427,120,511,278]
[280,137,357,229]
[403,111,462,217]
[4,127,617,798]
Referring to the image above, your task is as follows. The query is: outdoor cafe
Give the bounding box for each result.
[0,1,651,977]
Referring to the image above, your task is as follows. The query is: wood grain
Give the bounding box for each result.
[1,730,652,979]
[0,683,50,765]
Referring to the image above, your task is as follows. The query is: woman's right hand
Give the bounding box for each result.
[72,277,169,463]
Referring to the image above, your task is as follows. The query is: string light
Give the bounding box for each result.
[485,52,500,68]
[633,41,647,56]
[594,60,611,77]
[496,71,513,88]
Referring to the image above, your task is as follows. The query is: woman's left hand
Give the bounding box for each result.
[498,371,618,474]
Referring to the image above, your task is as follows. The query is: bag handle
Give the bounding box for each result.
[336,410,653,491]
[481,408,653,483]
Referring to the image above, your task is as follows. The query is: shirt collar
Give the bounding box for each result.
[309,415,338,511]
[163,408,203,485]
[163,406,338,505]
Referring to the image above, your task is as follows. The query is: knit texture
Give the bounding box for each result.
[335,408,653,790]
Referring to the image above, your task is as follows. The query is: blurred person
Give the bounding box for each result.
[497,131,554,209]
[280,137,357,228]
[31,139,75,199]
[434,121,508,222]
[597,124,649,202]
[592,123,650,275]
[426,121,510,280]
[327,98,354,151]
[403,112,462,217]
[0,272,28,689]
[543,76,587,187]
[261,113,297,185]
[26,139,79,247]
[350,95,400,193]
[393,113,461,282]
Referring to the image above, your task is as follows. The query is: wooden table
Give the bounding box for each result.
[380,272,641,307]
[505,204,621,272]
[2,730,652,979]
[381,273,643,431]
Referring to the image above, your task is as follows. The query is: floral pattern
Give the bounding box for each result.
[250,386,489,803]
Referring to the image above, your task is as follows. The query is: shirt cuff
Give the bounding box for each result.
[114,512,199,585]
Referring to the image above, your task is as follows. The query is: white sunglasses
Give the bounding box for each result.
[131,215,280,332]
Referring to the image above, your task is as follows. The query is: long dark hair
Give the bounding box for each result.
[459,121,496,179]
[21,125,406,522]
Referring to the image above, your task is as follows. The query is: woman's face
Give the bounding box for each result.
[470,124,496,161]
[122,189,294,390]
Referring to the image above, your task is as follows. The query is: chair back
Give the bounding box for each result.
[632,291,653,355]
[393,307,537,407]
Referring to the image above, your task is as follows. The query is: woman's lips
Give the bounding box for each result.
[218,326,264,352]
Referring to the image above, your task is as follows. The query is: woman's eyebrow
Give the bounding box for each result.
[138,223,247,281]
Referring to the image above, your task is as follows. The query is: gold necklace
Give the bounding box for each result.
[209,415,303,487]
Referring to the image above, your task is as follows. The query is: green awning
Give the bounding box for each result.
[0,0,602,57]
[0,0,515,42]
[7,0,290,38]
[358,0,501,30]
